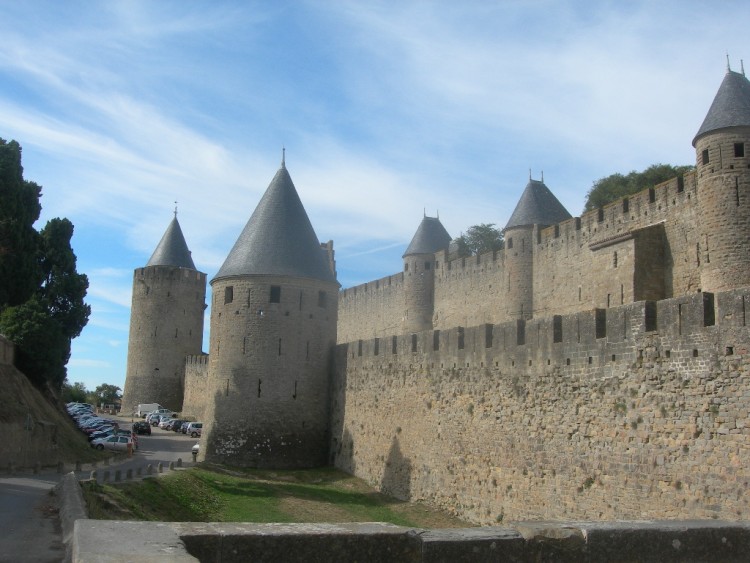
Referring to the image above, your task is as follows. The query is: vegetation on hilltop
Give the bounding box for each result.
[583,163,694,213]
[453,223,504,256]
[0,138,90,391]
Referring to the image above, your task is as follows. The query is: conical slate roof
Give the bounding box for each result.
[403,216,452,257]
[213,161,336,284]
[146,217,196,269]
[504,179,571,231]
[693,70,750,146]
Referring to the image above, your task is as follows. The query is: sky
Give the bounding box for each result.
[0,1,747,393]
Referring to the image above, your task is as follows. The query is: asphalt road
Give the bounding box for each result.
[0,415,199,562]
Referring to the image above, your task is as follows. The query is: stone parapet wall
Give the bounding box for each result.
[182,354,209,420]
[331,288,750,524]
[72,520,750,562]
[337,272,405,343]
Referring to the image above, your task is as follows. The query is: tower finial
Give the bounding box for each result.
[742,59,746,77]
[424,207,426,218]
[529,168,532,181]
[541,170,544,183]
[281,146,286,168]
[727,52,731,72]
[174,201,178,219]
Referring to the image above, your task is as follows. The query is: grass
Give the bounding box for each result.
[81,465,468,528]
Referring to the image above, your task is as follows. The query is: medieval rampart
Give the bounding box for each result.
[331,287,750,524]
[182,354,209,420]
[337,272,405,343]
[338,171,705,337]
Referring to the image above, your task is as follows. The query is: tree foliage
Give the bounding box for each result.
[93,384,122,406]
[453,223,504,256]
[0,138,90,391]
[583,163,694,212]
[61,380,89,403]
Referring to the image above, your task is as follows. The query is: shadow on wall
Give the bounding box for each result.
[380,435,412,501]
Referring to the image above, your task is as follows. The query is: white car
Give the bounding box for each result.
[91,434,133,451]
[158,418,172,429]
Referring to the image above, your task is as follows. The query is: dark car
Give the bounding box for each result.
[171,420,185,432]
[132,421,152,435]
[166,419,182,431]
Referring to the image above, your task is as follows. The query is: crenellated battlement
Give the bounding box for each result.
[339,288,739,372]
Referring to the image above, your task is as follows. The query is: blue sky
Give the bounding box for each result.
[0,1,747,393]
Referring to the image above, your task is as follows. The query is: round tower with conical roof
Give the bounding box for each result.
[200,156,339,468]
[503,176,571,319]
[402,215,451,333]
[122,215,207,413]
[694,67,750,293]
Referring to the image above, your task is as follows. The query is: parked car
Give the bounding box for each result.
[91,434,133,451]
[149,414,166,426]
[132,421,152,435]
[180,421,191,434]
[186,422,203,438]
[158,418,172,429]
[166,419,183,431]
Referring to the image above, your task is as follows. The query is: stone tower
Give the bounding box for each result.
[402,215,451,333]
[122,215,206,413]
[504,177,571,319]
[694,67,750,293]
[200,156,339,468]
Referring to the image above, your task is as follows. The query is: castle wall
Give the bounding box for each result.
[337,272,405,343]
[331,288,750,524]
[182,354,209,421]
[409,171,702,332]
[121,265,206,414]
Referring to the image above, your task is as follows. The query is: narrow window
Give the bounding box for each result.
[293,381,297,399]
[411,334,417,353]
[457,327,465,350]
[613,252,618,268]
[485,324,493,348]
[318,291,327,308]
[392,335,397,355]
[507,237,513,249]
[424,261,431,270]
[648,188,656,203]
[357,340,362,357]
[553,315,563,343]
[735,143,744,158]
[554,225,560,238]
[404,263,409,272]
[257,379,262,398]
[677,176,684,193]
[597,208,604,222]
[622,198,629,213]
[702,149,710,165]
[224,286,233,304]
[270,285,281,303]
[433,330,440,351]
[374,338,380,356]
[736,177,741,206]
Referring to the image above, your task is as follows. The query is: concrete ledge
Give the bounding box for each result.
[71,520,750,562]
[54,471,88,561]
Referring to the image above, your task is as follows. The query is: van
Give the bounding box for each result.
[136,403,163,417]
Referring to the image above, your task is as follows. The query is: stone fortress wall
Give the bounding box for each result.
[338,171,706,342]
[330,288,750,524]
